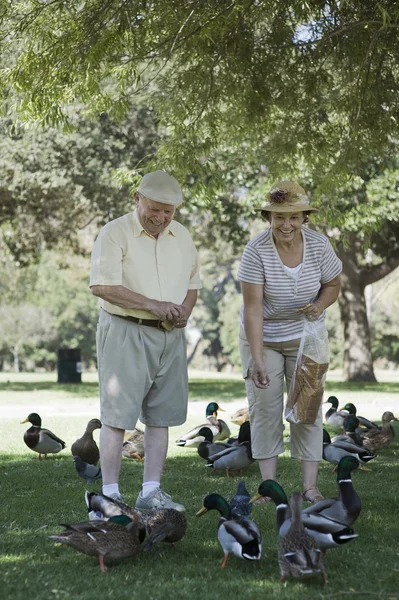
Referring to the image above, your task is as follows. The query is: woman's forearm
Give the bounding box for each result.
[243,304,265,363]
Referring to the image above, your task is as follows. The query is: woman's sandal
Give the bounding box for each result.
[302,487,325,504]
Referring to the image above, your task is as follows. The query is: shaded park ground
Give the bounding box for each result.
[1,371,399,600]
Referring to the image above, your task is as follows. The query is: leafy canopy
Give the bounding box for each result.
[1,0,399,192]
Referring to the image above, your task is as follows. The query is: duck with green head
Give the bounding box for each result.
[21,412,66,459]
[302,456,361,526]
[323,428,375,470]
[324,396,349,428]
[196,493,262,568]
[197,427,232,461]
[49,514,145,573]
[250,479,358,551]
[206,441,255,477]
[278,492,327,584]
[176,402,230,447]
[342,403,380,430]
[332,415,364,447]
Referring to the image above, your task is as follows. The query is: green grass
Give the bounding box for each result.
[1,373,399,599]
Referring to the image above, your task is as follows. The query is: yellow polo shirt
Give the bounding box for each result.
[90,209,201,320]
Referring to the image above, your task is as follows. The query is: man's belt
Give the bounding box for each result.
[115,314,170,332]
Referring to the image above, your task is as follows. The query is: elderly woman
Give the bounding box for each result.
[238,180,342,503]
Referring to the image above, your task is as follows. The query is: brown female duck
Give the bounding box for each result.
[71,418,102,465]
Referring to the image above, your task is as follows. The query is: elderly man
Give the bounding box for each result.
[90,170,201,511]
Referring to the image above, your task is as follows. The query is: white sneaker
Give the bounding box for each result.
[135,488,185,512]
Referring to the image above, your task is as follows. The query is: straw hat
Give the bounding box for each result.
[258,180,318,213]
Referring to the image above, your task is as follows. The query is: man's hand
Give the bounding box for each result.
[170,305,190,328]
[147,300,184,322]
[250,360,270,389]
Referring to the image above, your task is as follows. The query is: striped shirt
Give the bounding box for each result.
[238,226,342,341]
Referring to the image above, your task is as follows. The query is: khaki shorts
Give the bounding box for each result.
[97,310,188,429]
[239,327,323,461]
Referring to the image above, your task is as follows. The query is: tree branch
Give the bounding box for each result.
[360,255,399,287]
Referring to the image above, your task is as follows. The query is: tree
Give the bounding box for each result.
[1,1,399,188]
[323,166,399,381]
[0,104,158,263]
[0,304,54,371]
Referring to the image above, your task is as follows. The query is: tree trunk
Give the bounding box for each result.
[13,344,20,373]
[338,271,377,382]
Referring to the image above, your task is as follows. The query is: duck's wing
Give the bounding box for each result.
[40,428,66,447]
[357,416,380,430]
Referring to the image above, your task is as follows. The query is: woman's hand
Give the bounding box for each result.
[296,300,324,321]
[250,360,271,389]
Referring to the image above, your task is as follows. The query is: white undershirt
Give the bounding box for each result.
[283,263,303,276]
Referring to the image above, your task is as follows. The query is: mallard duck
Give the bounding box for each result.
[21,413,66,459]
[122,427,145,461]
[74,456,102,484]
[176,402,230,447]
[225,421,251,446]
[85,491,185,550]
[229,481,252,519]
[140,508,187,550]
[196,493,262,568]
[278,492,327,584]
[323,429,375,471]
[332,415,364,447]
[197,427,232,461]
[361,411,398,452]
[71,418,102,465]
[302,456,361,526]
[250,479,358,551]
[49,514,145,572]
[342,403,380,430]
[206,441,255,477]
[324,396,349,428]
[230,405,249,426]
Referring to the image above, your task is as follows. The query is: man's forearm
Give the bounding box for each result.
[90,285,153,311]
[182,289,198,315]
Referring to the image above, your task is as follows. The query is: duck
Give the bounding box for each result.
[197,427,232,461]
[71,418,102,465]
[49,514,145,573]
[361,411,398,452]
[229,481,252,519]
[332,415,364,447]
[206,441,255,477]
[250,479,358,552]
[196,493,262,568]
[21,413,66,459]
[122,427,145,461]
[176,402,230,447]
[324,396,349,428]
[302,456,361,526]
[230,405,249,426]
[73,456,102,484]
[278,492,327,584]
[85,491,185,550]
[225,421,251,446]
[323,429,375,471]
[341,403,380,430]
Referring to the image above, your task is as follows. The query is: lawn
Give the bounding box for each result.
[1,371,399,600]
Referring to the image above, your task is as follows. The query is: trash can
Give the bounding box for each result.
[57,348,82,383]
